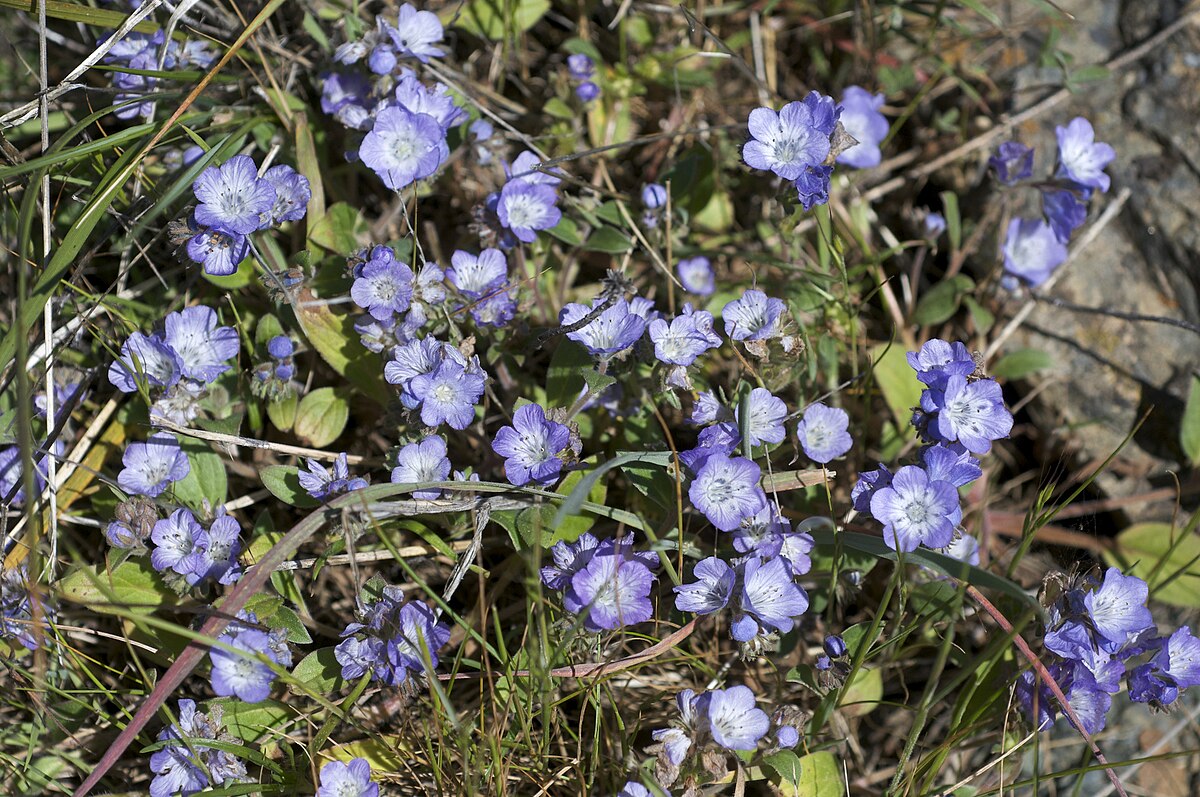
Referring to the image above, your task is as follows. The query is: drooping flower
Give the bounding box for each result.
[163,305,240,383]
[920,443,982,488]
[149,700,247,797]
[391,436,452,500]
[1042,188,1088,243]
[691,391,730,426]
[795,164,833,211]
[318,758,379,797]
[298,453,369,502]
[185,226,249,276]
[676,255,715,296]
[641,183,667,209]
[1002,217,1068,288]
[850,464,892,513]
[118,433,189,498]
[870,464,960,552]
[1055,117,1115,193]
[689,454,767,532]
[836,86,888,169]
[1,566,50,651]
[743,97,834,180]
[390,71,467,131]
[723,289,785,341]
[192,154,275,235]
[795,402,853,463]
[492,404,571,487]
[988,141,1034,185]
[678,421,740,474]
[359,106,448,190]
[560,298,647,357]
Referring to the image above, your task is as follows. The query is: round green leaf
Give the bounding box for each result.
[293,387,350,448]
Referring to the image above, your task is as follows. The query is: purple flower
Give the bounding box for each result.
[1,566,48,651]
[689,454,767,532]
[1157,627,1200,688]
[410,360,486,430]
[736,387,787,448]
[560,298,647,357]
[336,586,450,686]
[836,86,888,169]
[506,151,563,186]
[988,141,1034,184]
[320,70,372,117]
[262,164,312,225]
[268,335,293,359]
[731,555,809,642]
[385,3,445,62]
[795,164,833,210]
[334,635,384,681]
[691,391,730,425]
[649,309,720,367]
[318,758,378,797]
[907,338,975,390]
[674,556,735,615]
[298,453,369,502]
[723,289,785,341]
[150,508,201,577]
[743,98,834,180]
[108,332,184,394]
[447,248,507,296]
[941,532,980,566]
[564,544,656,631]
[616,783,651,797]
[491,404,571,487]
[1042,188,1088,243]
[1055,117,1115,193]
[641,183,668,209]
[929,375,1013,454]
[210,614,291,703]
[676,256,715,296]
[391,72,467,131]
[149,699,246,797]
[920,443,982,487]
[1003,217,1068,288]
[351,247,415,321]
[678,421,740,473]
[496,180,561,243]
[540,533,602,590]
[391,435,451,500]
[851,464,892,512]
[567,53,594,80]
[183,512,243,585]
[359,106,448,190]
[870,464,960,552]
[1084,568,1154,651]
[923,211,947,239]
[575,81,600,102]
[702,685,770,751]
[185,227,249,276]
[119,433,189,497]
[796,402,853,463]
[163,305,239,383]
[192,155,274,235]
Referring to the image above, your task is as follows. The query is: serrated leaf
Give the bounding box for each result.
[261,465,319,508]
[57,560,178,616]
[290,647,347,694]
[293,387,350,448]
[172,437,228,511]
[1180,375,1200,467]
[1105,522,1200,608]
[991,348,1053,380]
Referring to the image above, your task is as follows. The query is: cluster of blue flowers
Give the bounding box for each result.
[334,583,451,688]
[994,117,1115,287]
[540,532,659,631]
[1019,568,1200,735]
[852,339,1010,556]
[100,30,215,120]
[252,335,298,399]
[149,699,247,797]
[183,155,312,276]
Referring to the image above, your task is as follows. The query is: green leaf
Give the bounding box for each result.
[267,605,313,644]
[554,451,673,527]
[293,387,350,448]
[991,348,1053,380]
[293,288,391,404]
[261,465,320,508]
[870,343,923,434]
[543,97,574,120]
[58,560,177,616]
[840,667,883,717]
[289,647,347,694]
[0,0,159,32]
[939,190,961,251]
[581,368,616,397]
[210,699,294,744]
[1105,522,1200,608]
[455,0,550,40]
[267,392,298,432]
[912,274,974,326]
[307,202,369,254]
[545,341,594,408]
[255,314,286,349]
[545,216,583,246]
[762,749,804,789]
[1180,375,1200,467]
[693,191,734,233]
[962,296,994,334]
[774,750,844,797]
[583,226,634,254]
[172,438,228,511]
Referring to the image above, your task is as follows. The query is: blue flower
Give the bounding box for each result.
[119,433,189,498]
[182,512,243,586]
[410,360,486,429]
[185,226,249,276]
[149,699,247,797]
[391,71,468,130]
[701,685,771,751]
[192,155,275,235]
[563,539,657,631]
[567,53,594,80]
[108,331,184,393]
[795,164,833,210]
[491,404,571,487]
[850,464,891,512]
[641,182,668,209]
[678,421,740,473]
[907,338,975,390]
[691,390,730,426]
[359,106,448,190]
[447,248,507,296]
[210,612,292,703]
[923,211,947,239]
[150,508,201,577]
[988,141,1034,184]
[384,3,445,62]
[689,454,767,532]
[1084,567,1154,651]
[318,758,379,797]
[731,555,809,642]
[298,453,369,501]
[163,305,240,384]
[391,435,452,500]
[736,387,787,448]
[722,289,785,341]
[1,566,50,650]
[1003,217,1068,288]
[870,464,960,552]
[676,255,715,296]
[674,556,735,615]
[560,298,647,357]
[795,402,852,463]
[928,375,1013,454]
[351,246,415,321]
[575,81,600,102]
[1055,117,1115,193]
[1042,188,1088,243]
[384,337,443,407]
[648,308,721,367]
[496,180,561,243]
[262,164,312,224]
[920,443,982,487]
[836,86,888,169]
[743,96,835,180]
